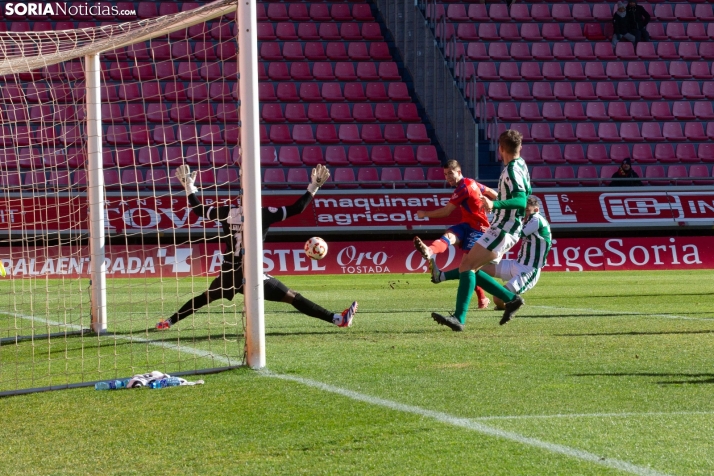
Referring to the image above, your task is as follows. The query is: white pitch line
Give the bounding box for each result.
[0,311,239,366]
[532,305,713,321]
[262,370,672,476]
[1,311,682,475]
[474,410,714,421]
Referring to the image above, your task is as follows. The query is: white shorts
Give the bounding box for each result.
[475,227,520,263]
[494,259,541,294]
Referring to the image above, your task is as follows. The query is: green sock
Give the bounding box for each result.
[454,271,475,324]
[475,270,515,303]
[443,268,460,281]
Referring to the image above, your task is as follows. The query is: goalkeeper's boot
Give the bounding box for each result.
[500,295,525,325]
[335,301,358,327]
[413,236,431,261]
[156,319,172,330]
[429,257,443,284]
[478,297,491,310]
[431,312,464,332]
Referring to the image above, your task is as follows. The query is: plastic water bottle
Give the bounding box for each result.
[95,378,130,390]
[150,377,181,389]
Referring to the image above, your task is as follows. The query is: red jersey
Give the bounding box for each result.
[449,177,489,232]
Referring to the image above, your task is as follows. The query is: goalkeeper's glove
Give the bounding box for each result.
[307,164,330,195]
[176,164,198,195]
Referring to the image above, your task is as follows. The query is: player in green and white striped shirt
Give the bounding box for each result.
[432,130,532,331]
[480,196,551,310]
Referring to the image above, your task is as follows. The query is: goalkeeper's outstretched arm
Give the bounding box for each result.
[282,165,330,219]
[176,164,217,219]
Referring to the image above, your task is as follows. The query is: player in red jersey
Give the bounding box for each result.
[413,160,496,309]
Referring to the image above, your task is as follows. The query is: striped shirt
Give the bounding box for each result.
[491,157,532,235]
[517,212,552,269]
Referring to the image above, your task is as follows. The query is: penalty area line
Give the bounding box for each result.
[261,370,671,476]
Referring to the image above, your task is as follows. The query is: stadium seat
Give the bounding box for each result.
[639,81,661,100]
[543,103,565,121]
[564,102,587,121]
[673,102,695,120]
[698,144,714,162]
[333,168,358,189]
[585,144,611,164]
[510,123,533,143]
[512,43,533,61]
[404,167,427,188]
[577,165,599,186]
[689,165,714,185]
[595,42,617,60]
[553,124,575,142]
[609,102,632,121]
[617,82,640,100]
[598,123,621,142]
[406,124,429,143]
[316,124,339,144]
[663,122,686,141]
[667,165,690,185]
[691,62,713,80]
[651,102,674,120]
[416,146,440,166]
[586,102,609,121]
[651,144,675,164]
[345,83,367,102]
[542,145,565,164]
[264,168,288,189]
[572,82,602,101]
[626,62,648,79]
[619,123,642,142]
[384,124,407,143]
[347,146,371,166]
[599,165,620,186]
[531,166,553,187]
[338,124,362,144]
[513,82,534,100]
[645,165,667,185]
[357,167,381,189]
[328,104,352,123]
[674,143,698,163]
[371,146,394,166]
[554,82,576,100]
[563,62,585,80]
[394,146,418,165]
[380,167,404,189]
[520,145,541,165]
[533,43,554,61]
[575,123,598,142]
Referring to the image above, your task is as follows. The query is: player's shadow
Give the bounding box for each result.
[573,372,714,385]
[556,329,714,337]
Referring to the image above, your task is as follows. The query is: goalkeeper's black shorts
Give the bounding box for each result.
[208,259,290,303]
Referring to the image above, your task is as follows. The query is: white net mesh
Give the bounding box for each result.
[0,0,245,394]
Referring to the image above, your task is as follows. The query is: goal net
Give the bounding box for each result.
[0,0,249,395]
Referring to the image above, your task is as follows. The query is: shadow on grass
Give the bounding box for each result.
[573,372,714,385]
[556,330,714,337]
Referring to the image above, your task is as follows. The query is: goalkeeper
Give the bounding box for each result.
[156,164,357,330]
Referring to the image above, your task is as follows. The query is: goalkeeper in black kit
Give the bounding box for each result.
[156,164,358,330]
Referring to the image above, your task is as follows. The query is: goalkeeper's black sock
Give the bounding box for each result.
[169,293,209,324]
[292,293,335,323]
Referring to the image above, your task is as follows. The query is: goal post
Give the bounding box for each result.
[238,0,265,370]
[0,0,267,395]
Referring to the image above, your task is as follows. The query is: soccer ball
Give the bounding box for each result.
[304,237,328,260]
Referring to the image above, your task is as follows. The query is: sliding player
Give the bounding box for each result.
[412,160,497,309]
[433,196,551,310]
[156,164,357,330]
[431,130,531,331]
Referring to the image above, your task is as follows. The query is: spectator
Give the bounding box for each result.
[610,158,643,186]
[625,0,650,43]
[612,2,635,47]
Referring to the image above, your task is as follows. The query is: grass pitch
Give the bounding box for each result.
[1,270,713,475]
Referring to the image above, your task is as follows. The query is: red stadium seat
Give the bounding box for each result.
[574,123,597,142]
[371,146,394,166]
[358,167,381,189]
[264,168,288,190]
[381,167,404,189]
[689,165,714,185]
[542,145,565,164]
[577,165,599,186]
[340,124,363,144]
[404,167,427,188]
[302,146,325,166]
[333,168,358,189]
[316,124,339,144]
[586,144,611,164]
[531,166,553,187]
[348,146,371,166]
